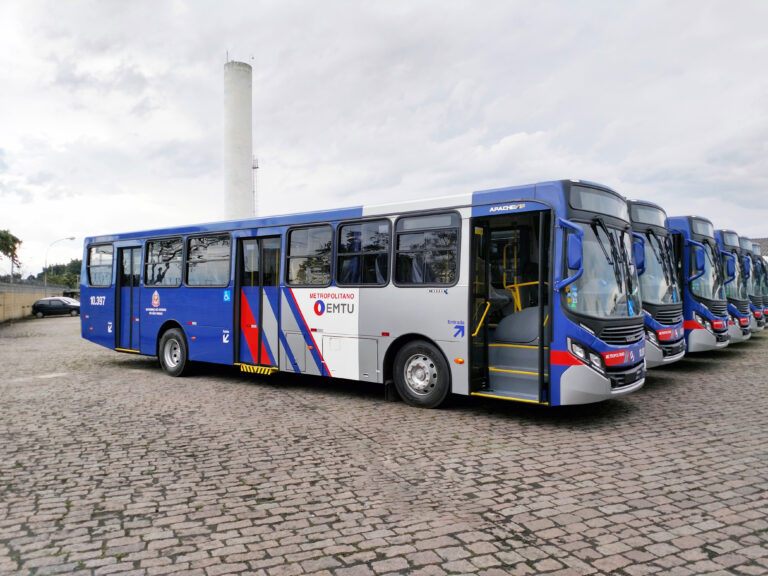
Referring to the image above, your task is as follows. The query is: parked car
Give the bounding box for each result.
[32,297,80,318]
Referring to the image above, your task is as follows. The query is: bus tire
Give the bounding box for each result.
[158,328,189,377]
[393,340,450,408]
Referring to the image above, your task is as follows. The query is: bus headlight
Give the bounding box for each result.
[646,330,658,345]
[694,312,705,326]
[568,338,586,360]
[567,338,605,374]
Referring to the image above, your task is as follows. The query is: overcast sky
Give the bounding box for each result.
[2,1,768,277]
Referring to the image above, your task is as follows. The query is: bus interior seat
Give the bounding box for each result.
[492,306,548,345]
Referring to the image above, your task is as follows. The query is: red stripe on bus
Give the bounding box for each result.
[287,288,330,376]
[550,350,584,366]
[683,320,703,330]
[240,290,269,364]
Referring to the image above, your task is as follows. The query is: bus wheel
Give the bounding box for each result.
[394,340,450,408]
[159,328,189,377]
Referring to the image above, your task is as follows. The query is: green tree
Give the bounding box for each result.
[0,230,22,266]
[37,258,82,288]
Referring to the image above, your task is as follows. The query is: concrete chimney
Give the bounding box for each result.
[224,60,254,219]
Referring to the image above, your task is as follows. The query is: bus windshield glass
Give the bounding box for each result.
[691,241,725,301]
[570,186,629,221]
[723,250,747,300]
[691,218,714,238]
[565,222,641,318]
[639,231,679,305]
[630,204,666,228]
[722,231,739,247]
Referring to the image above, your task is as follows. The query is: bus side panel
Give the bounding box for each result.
[80,284,117,350]
[281,287,327,377]
[180,287,235,365]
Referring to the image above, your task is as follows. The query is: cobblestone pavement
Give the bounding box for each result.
[1,317,767,576]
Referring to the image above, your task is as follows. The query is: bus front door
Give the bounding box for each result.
[116,246,141,352]
[469,212,550,404]
[237,237,281,368]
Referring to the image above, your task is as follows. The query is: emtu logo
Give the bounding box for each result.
[314,300,326,316]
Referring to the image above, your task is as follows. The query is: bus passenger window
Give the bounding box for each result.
[337,220,390,285]
[87,244,114,287]
[287,225,332,286]
[145,237,182,287]
[186,234,231,286]
[395,213,460,285]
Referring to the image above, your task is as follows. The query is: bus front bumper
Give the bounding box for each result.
[558,363,645,405]
[644,339,686,369]
[687,327,729,353]
[727,322,751,343]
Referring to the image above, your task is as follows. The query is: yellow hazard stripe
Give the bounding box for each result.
[115,347,141,354]
[236,364,278,375]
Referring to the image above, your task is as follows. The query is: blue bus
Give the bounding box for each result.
[741,236,765,332]
[666,216,729,352]
[80,179,646,408]
[714,230,751,343]
[628,200,685,367]
[752,242,768,321]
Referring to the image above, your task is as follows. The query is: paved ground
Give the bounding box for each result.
[1,317,766,576]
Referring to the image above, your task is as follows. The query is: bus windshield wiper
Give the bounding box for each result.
[647,230,676,288]
[592,217,623,290]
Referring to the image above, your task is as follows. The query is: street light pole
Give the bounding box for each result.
[44,236,76,295]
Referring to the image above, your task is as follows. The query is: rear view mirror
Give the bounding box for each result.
[743,255,751,279]
[726,254,735,281]
[694,246,705,273]
[567,233,582,270]
[632,233,645,276]
[687,240,707,283]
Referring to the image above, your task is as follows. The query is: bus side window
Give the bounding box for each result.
[287,225,333,286]
[395,213,460,286]
[337,219,390,286]
[145,237,183,287]
[186,234,231,286]
[87,244,114,287]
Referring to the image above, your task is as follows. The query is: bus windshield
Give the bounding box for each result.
[723,250,747,300]
[639,230,679,305]
[566,222,641,318]
[691,241,725,301]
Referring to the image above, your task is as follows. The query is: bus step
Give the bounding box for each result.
[238,364,278,375]
[471,389,547,405]
[485,366,542,403]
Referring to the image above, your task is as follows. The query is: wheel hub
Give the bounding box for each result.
[404,354,437,395]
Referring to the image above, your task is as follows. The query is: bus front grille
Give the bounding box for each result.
[735,300,750,315]
[708,301,728,318]
[600,324,644,345]
[653,306,683,326]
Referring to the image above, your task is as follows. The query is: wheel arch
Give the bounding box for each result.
[156,320,187,357]
[383,333,452,390]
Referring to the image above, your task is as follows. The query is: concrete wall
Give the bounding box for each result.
[0,284,66,323]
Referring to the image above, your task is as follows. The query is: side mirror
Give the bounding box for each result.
[554,217,584,291]
[687,240,707,283]
[742,255,751,279]
[694,246,705,273]
[726,253,735,282]
[567,233,582,270]
[632,233,646,276]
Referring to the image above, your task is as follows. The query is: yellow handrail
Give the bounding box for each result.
[472,301,491,337]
